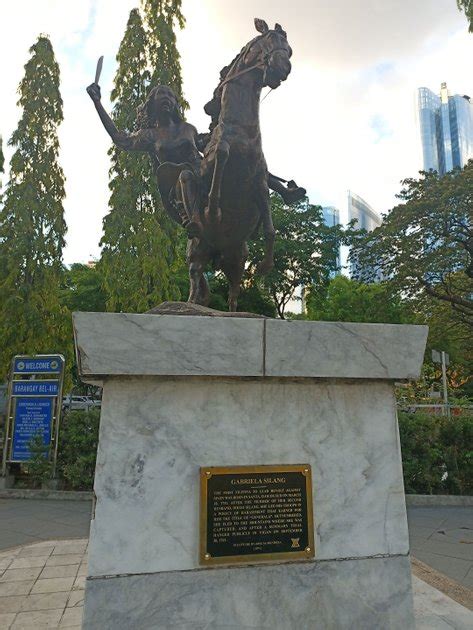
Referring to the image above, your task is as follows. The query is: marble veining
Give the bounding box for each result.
[73,312,427,381]
[73,312,265,377]
[265,319,428,379]
[88,377,409,577]
[83,555,415,630]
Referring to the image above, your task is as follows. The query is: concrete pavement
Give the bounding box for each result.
[408,506,473,589]
[0,539,471,629]
[0,498,472,589]
[0,500,91,551]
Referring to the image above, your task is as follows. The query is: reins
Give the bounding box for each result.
[217,46,289,91]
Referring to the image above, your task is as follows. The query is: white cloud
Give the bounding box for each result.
[0,0,471,265]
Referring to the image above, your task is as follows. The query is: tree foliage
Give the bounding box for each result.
[0,136,4,186]
[99,5,186,312]
[399,411,472,495]
[60,263,107,313]
[57,409,101,490]
[142,0,188,108]
[0,36,70,380]
[248,195,348,318]
[306,276,411,324]
[349,164,473,328]
[457,0,473,32]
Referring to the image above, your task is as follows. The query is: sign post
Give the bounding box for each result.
[1,355,65,479]
[432,349,450,418]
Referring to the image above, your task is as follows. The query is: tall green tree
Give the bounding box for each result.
[248,195,348,319]
[99,4,186,312]
[349,163,473,329]
[60,263,107,313]
[0,136,4,186]
[0,36,69,380]
[142,0,188,108]
[457,0,473,32]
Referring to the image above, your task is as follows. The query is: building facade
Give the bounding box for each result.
[347,191,382,281]
[322,206,341,277]
[418,82,473,175]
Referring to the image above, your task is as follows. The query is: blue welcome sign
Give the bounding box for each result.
[13,356,63,374]
[2,354,65,471]
[11,398,53,461]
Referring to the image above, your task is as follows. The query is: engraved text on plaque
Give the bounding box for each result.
[199,464,315,565]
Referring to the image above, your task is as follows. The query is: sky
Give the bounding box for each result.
[0,0,472,265]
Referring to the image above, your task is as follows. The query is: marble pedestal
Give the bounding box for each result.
[73,312,427,630]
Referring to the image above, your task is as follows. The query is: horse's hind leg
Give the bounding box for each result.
[206,140,229,223]
[221,243,247,312]
[187,239,211,306]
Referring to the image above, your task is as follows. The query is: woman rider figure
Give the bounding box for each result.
[86,82,305,238]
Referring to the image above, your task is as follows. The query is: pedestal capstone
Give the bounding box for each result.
[73,307,427,630]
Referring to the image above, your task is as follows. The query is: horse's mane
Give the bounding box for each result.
[204,37,261,130]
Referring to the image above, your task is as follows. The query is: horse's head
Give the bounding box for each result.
[244,18,292,89]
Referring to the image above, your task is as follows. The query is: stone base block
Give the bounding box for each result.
[83,555,414,630]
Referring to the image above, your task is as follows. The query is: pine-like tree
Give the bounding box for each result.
[0,36,68,379]
[142,0,188,109]
[0,136,4,183]
[99,2,187,312]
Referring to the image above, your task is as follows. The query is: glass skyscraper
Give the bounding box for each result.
[322,206,341,276]
[347,191,383,280]
[418,82,473,175]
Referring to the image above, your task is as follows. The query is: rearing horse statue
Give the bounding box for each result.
[86,18,295,312]
[188,18,293,311]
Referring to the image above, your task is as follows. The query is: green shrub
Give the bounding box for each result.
[25,433,53,487]
[398,411,473,495]
[57,408,100,490]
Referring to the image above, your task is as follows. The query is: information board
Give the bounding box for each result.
[11,398,53,461]
[200,464,315,565]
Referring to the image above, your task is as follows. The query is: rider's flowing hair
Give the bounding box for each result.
[136,85,183,130]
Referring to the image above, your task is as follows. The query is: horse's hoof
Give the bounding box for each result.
[185,221,203,238]
[204,206,222,224]
[256,259,274,275]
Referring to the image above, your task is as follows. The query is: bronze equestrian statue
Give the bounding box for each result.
[87,18,303,311]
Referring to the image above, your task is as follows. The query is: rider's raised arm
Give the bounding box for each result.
[86,82,153,152]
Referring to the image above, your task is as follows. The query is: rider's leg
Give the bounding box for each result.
[178,170,202,238]
[206,140,230,222]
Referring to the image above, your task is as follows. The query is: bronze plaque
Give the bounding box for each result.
[199,464,315,566]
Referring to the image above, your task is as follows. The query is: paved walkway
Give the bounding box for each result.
[0,539,471,629]
[0,539,86,629]
[1,498,472,588]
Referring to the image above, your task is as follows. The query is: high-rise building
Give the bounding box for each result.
[322,206,340,228]
[347,192,381,233]
[321,206,341,277]
[418,82,473,175]
[347,191,382,281]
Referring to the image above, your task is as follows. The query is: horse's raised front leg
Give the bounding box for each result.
[255,187,275,275]
[205,140,230,224]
